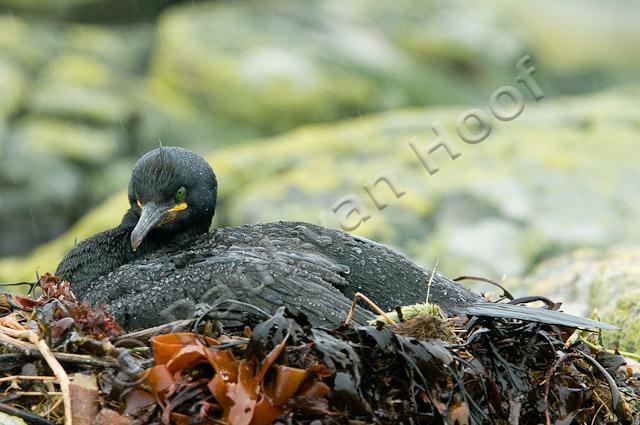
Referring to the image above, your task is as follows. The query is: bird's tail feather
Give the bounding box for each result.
[459,303,619,330]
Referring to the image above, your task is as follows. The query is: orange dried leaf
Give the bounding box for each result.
[10,294,40,309]
[208,375,234,411]
[266,365,308,406]
[167,343,208,374]
[151,332,197,365]
[144,365,174,398]
[224,333,290,425]
[255,333,289,383]
[205,348,239,412]
[204,346,238,378]
[151,333,221,366]
[228,361,258,425]
[251,398,281,425]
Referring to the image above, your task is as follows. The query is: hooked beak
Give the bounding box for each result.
[130,201,188,251]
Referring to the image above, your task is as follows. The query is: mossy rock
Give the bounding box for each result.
[519,246,640,353]
[27,54,129,124]
[0,58,25,118]
[3,87,640,284]
[3,1,640,257]
[142,0,640,144]
[13,118,121,164]
[0,0,99,12]
[222,87,640,278]
[600,289,640,354]
[0,15,62,69]
[143,0,510,140]
[0,153,83,257]
[25,23,150,125]
[0,16,153,255]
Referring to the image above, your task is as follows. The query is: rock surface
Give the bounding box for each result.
[2,1,640,255]
[518,246,640,352]
[3,87,640,283]
[0,18,150,255]
[0,412,27,425]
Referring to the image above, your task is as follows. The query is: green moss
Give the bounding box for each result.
[0,192,127,283]
[519,246,640,354]
[0,15,62,68]
[43,54,116,88]
[63,24,152,73]
[3,87,640,282]
[28,54,132,124]
[145,1,514,137]
[15,118,120,164]
[0,58,25,118]
[0,0,99,11]
[601,289,640,353]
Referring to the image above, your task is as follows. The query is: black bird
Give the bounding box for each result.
[56,147,617,331]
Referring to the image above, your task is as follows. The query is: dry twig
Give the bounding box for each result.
[344,292,394,326]
[0,327,72,425]
[0,332,118,368]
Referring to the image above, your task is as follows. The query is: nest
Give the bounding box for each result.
[0,274,638,425]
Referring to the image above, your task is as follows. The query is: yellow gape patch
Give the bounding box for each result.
[161,202,188,225]
[168,202,188,213]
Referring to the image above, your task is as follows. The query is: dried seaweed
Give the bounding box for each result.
[0,276,638,424]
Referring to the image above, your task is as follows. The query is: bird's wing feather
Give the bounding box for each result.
[79,229,375,330]
[458,303,619,330]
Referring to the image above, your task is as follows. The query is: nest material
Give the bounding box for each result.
[0,274,638,425]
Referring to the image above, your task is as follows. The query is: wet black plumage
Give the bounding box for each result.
[56,147,217,286]
[56,147,617,331]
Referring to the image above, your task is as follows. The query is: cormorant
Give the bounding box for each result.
[56,147,617,331]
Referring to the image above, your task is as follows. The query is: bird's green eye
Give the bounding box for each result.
[175,186,187,202]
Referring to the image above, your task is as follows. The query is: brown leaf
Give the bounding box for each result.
[296,381,331,399]
[70,373,99,425]
[9,294,40,309]
[94,408,133,425]
[204,345,238,378]
[169,412,191,425]
[251,398,281,425]
[51,317,76,339]
[151,333,198,365]
[208,375,233,412]
[123,389,156,416]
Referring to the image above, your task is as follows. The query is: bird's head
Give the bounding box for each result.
[126,147,217,251]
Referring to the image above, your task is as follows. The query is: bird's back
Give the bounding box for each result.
[74,221,483,329]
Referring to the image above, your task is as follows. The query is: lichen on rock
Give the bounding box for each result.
[3,88,640,286]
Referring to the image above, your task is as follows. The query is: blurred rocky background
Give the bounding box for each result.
[1,0,639,346]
